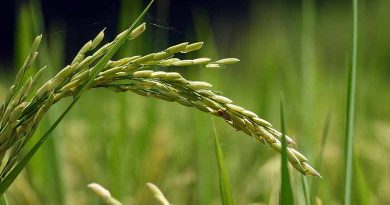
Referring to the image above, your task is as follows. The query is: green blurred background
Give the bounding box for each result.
[0,0,389,204]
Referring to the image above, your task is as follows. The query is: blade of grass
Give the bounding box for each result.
[279,95,294,205]
[0,0,155,194]
[212,119,236,205]
[0,194,8,205]
[344,0,358,204]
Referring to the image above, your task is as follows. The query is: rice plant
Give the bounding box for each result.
[0,0,384,203]
[0,1,322,199]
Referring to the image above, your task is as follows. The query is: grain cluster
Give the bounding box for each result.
[0,23,320,181]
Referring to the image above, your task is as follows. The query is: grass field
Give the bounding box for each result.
[0,0,390,204]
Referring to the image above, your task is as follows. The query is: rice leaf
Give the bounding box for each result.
[279,96,294,205]
[212,119,236,205]
[0,194,8,205]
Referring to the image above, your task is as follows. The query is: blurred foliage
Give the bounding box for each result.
[0,0,389,204]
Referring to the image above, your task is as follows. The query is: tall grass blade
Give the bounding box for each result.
[0,194,8,205]
[0,0,155,194]
[344,0,358,204]
[279,96,294,205]
[212,119,236,205]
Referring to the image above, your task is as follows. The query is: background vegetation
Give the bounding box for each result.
[0,0,389,204]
